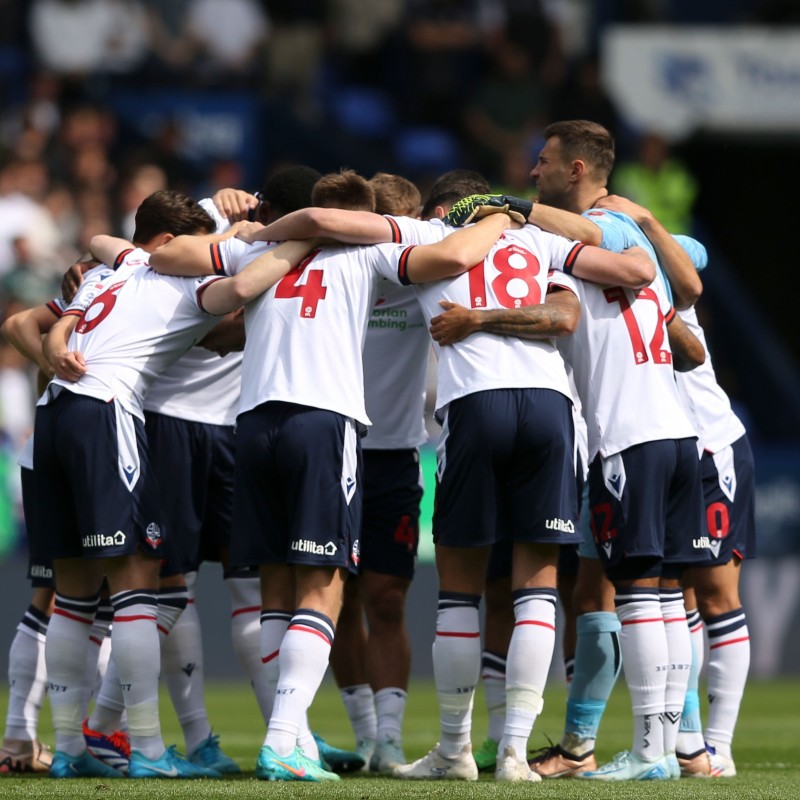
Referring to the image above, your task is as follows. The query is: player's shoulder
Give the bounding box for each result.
[582,208,632,227]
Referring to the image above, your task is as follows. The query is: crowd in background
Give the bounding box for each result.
[0,0,795,551]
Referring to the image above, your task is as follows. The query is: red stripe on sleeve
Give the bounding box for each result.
[196,276,227,311]
[210,243,225,275]
[113,249,133,270]
[397,246,416,285]
[563,243,587,274]
[385,216,402,243]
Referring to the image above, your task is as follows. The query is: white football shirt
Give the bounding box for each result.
[675,305,746,453]
[213,237,396,426]
[39,248,218,420]
[372,225,583,415]
[144,197,242,425]
[557,274,697,460]
[360,214,451,450]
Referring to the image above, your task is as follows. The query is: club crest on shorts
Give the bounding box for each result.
[144,522,162,549]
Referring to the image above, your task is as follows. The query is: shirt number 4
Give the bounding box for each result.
[275,249,326,318]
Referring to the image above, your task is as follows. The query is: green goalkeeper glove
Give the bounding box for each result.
[443,194,533,227]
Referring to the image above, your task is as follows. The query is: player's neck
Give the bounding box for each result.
[574,184,609,215]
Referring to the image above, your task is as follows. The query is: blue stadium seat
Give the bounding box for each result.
[393,126,461,174]
[329,86,395,139]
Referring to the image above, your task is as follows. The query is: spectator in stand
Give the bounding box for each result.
[398,0,488,127]
[463,39,547,181]
[183,0,270,86]
[28,0,150,84]
[612,133,698,235]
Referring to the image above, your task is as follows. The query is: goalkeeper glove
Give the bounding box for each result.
[443,194,533,227]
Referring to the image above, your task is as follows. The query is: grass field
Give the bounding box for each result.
[1,677,798,798]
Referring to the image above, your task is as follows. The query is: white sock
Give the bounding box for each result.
[615,587,667,761]
[374,687,406,742]
[47,593,99,755]
[481,650,507,743]
[110,589,163,759]
[432,592,481,757]
[160,576,211,755]
[499,588,556,761]
[264,609,334,756]
[677,608,706,757]
[156,586,188,637]
[661,588,691,755]
[297,715,320,761]
[340,684,377,743]
[259,609,291,723]
[4,606,49,741]
[227,576,274,722]
[83,601,113,716]
[704,607,749,758]
[89,658,125,733]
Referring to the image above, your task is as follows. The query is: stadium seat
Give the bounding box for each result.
[329,86,395,139]
[393,126,462,174]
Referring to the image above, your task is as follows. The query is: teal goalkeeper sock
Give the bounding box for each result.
[564,612,622,741]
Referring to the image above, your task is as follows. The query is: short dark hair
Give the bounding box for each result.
[543,120,615,181]
[260,164,321,216]
[369,172,421,217]
[312,169,376,212]
[133,190,215,243]
[421,170,491,219]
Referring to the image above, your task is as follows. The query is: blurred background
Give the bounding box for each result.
[0,0,798,677]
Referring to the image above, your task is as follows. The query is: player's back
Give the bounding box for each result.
[411,225,579,413]
[236,243,380,426]
[49,249,217,419]
[558,275,695,460]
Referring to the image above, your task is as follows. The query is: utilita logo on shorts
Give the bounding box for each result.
[545,518,575,533]
[82,531,126,548]
[291,539,337,556]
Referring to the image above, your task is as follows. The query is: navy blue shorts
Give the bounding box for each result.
[360,449,422,579]
[433,388,580,549]
[145,411,236,576]
[230,402,362,572]
[32,390,166,562]
[588,437,710,581]
[697,435,756,564]
[21,467,54,588]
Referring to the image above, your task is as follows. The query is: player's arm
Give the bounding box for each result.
[667,312,705,372]
[402,213,516,284]
[429,286,580,345]
[239,207,396,245]
[199,239,316,316]
[87,235,135,268]
[43,314,86,382]
[568,244,655,288]
[1,304,61,377]
[444,194,602,245]
[149,230,239,277]
[596,195,703,309]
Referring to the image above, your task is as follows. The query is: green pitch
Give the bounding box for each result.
[1,677,798,798]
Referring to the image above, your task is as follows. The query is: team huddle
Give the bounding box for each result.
[0,120,754,783]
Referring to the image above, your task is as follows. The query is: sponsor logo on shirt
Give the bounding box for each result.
[81,531,126,548]
[30,564,53,578]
